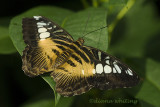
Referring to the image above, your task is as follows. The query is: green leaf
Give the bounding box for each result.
[65,7,108,51]
[56,97,74,107]
[21,98,55,107]
[42,74,61,107]
[21,95,73,107]
[20,89,74,107]
[101,0,130,23]
[9,6,74,106]
[98,0,136,43]
[109,0,160,58]
[135,59,160,107]
[0,18,16,54]
[102,1,160,106]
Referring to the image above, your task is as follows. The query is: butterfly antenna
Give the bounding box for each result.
[82,25,108,38]
[82,12,91,37]
[97,25,103,49]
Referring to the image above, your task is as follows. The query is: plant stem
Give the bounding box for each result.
[92,0,98,7]
[81,0,90,8]
[108,0,136,43]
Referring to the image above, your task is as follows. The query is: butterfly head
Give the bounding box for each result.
[76,38,84,46]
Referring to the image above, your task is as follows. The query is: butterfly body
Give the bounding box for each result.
[22,16,140,97]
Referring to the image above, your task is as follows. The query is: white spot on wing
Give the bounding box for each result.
[53,29,63,33]
[105,56,110,59]
[127,69,133,76]
[39,32,50,39]
[38,25,43,28]
[105,60,110,65]
[98,51,101,61]
[53,25,56,28]
[47,22,51,25]
[104,65,112,73]
[113,68,116,73]
[106,82,109,84]
[125,70,128,74]
[82,70,84,75]
[34,16,42,20]
[96,63,103,74]
[113,61,117,64]
[38,28,47,33]
[47,27,52,30]
[114,64,121,73]
[37,22,47,26]
[92,69,96,74]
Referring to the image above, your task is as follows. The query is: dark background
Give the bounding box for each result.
[0,0,160,107]
[1,0,160,17]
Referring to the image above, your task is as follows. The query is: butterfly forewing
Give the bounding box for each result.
[22,16,140,96]
[22,16,73,77]
[89,47,140,90]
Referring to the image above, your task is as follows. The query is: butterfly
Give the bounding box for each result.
[22,16,140,97]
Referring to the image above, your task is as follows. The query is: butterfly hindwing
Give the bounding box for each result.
[22,16,73,77]
[50,39,140,96]
[50,40,95,96]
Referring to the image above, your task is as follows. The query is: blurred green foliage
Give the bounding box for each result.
[1,0,160,107]
[0,17,16,54]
